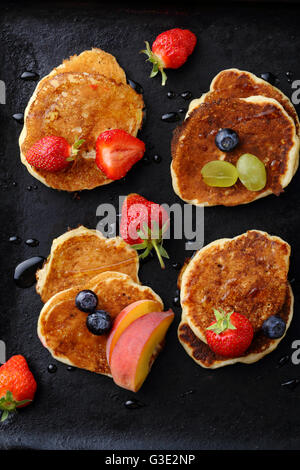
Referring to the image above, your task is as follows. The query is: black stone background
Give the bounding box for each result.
[0,1,300,450]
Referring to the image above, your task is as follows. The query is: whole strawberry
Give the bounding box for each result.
[0,355,37,422]
[205,309,254,358]
[25,135,85,172]
[120,193,169,269]
[141,28,197,85]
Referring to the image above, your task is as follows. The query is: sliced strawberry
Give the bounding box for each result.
[95,129,145,180]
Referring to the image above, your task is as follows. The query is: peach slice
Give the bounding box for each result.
[106,299,162,365]
[110,310,174,392]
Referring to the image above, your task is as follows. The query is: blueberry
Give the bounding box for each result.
[215,128,239,152]
[75,290,98,313]
[262,315,286,339]
[86,310,112,335]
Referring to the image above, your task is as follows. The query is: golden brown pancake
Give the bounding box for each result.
[38,272,163,376]
[209,69,300,136]
[36,226,140,303]
[20,71,144,191]
[171,95,299,206]
[47,48,127,85]
[178,284,293,369]
[181,230,290,340]
[178,231,293,368]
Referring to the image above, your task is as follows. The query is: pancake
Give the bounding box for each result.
[20,71,144,191]
[171,95,299,206]
[188,69,300,136]
[45,48,126,85]
[36,226,139,303]
[182,230,290,339]
[178,230,293,368]
[178,283,293,369]
[177,231,293,368]
[38,272,163,376]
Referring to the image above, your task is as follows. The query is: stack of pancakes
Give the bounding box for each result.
[178,230,294,368]
[171,69,300,206]
[19,49,144,191]
[37,227,163,375]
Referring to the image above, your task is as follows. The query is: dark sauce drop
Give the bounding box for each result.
[178,108,186,114]
[25,238,39,247]
[281,378,300,390]
[67,366,75,372]
[173,296,180,307]
[172,262,182,270]
[161,112,180,123]
[14,256,45,288]
[142,156,151,165]
[286,71,293,78]
[260,72,276,85]
[181,91,192,100]
[124,399,145,409]
[167,91,177,99]
[278,355,290,367]
[20,71,39,81]
[9,236,22,245]
[153,154,162,163]
[48,364,57,374]
[27,185,32,191]
[127,79,144,94]
[12,113,24,124]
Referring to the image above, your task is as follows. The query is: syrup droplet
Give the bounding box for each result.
[9,236,22,245]
[25,238,39,247]
[12,113,24,124]
[260,72,276,85]
[153,154,162,163]
[278,355,290,367]
[127,79,144,94]
[20,71,39,81]
[173,296,180,307]
[27,185,32,191]
[161,112,180,123]
[178,108,186,114]
[67,366,75,372]
[281,378,300,390]
[124,399,145,409]
[181,91,192,100]
[286,71,293,78]
[142,156,151,165]
[172,262,182,270]
[48,364,57,374]
[167,91,177,99]
[14,256,45,288]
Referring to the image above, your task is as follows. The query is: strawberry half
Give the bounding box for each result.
[95,129,145,180]
[141,28,197,85]
[205,309,254,358]
[120,193,169,269]
[25,136,85,172]
[0,355,37,422]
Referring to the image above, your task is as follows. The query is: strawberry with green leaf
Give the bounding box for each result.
[26,135,85,172]
[205,308,254,358]
[0,355,37,422]
[120,193,169,269]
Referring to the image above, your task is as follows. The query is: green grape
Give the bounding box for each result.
[201,161,238,187]
[236,153,267,191]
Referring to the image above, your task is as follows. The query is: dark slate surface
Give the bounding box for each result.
[0,1,300,450]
